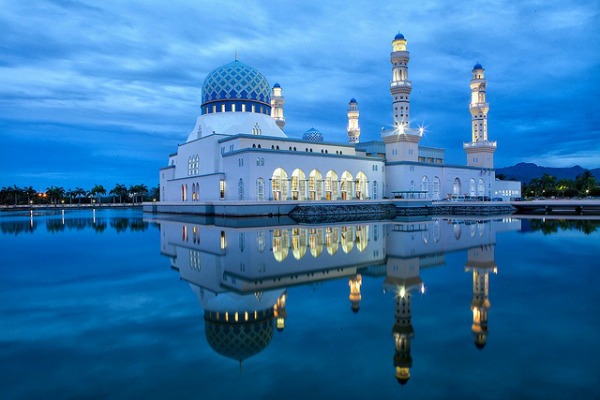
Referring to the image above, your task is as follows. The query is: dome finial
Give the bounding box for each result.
[235,49,238,62]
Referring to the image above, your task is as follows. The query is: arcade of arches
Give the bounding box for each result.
[270,168,370,201]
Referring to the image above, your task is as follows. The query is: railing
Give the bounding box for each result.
[463,140,497,148]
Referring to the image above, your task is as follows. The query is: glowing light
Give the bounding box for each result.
[399,286,406,298]
[420,283,425,294]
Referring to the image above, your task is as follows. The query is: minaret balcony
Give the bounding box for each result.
[463,141,497,150]
[469,102,488,109]
[391,81,412,88]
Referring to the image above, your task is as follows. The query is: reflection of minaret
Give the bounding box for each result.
[393,287,414,385]
[348,274,362,313]
[384,255,422,386]
[273,290,288,331]
[465,245,497,349]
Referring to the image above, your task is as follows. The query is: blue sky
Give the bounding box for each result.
[1,0,599,190]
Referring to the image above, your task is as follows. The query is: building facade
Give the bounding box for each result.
[159,33,519,206]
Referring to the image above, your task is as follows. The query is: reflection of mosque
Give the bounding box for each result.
[155,216,520,380]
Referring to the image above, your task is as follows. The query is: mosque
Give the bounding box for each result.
[157,33,520,212]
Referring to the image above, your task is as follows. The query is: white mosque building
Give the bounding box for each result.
[156,33,520,214]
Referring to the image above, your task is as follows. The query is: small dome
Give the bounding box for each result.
[349,98,357,103]
[473,63,484,71]
[394,33,405,40]
[273,82,281,88]
[303,127,324,142]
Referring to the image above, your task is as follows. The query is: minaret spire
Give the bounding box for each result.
[347,98,360,144]
[464,63,497,168]
[390,33,412,127]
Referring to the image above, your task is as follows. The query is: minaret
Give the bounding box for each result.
[348,274,362,312]
[464,63,496,168]
[390,33,411,127]
[382,32,422,164]
[465,245,497,349]
[393,287,413,385]
[271,83,285,130]
[347,98,360,144]
[273,290,288,331]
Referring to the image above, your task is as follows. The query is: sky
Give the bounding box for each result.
[1,0,599,190]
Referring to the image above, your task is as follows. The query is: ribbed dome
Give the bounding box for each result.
[204,317,274,362]
[201,60,271,115]
[303,127,324,142]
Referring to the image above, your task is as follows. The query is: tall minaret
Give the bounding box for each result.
[465,245,497,349]
[382,32,422,165]
[390,33,412,127]
[464,63,496,168]
[271,83,285,130]
[347,98,360,144]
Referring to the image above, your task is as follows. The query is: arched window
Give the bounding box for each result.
[470,178,476,197]
[433,176,440,200]
[478,178,485,196]
[421,176,429,195]
[256,178,265,201]
[181,184,187,201]
[238,178,244,200]
[453,178,461,196]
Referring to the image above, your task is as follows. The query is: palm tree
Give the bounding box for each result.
[23,186,36,204]
[65,189,75,204]
[73,187,86,204]
[110,183,128,204]
[45,186,65,204]
[91,184,107,205]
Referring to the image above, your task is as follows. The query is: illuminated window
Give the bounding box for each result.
[220,231,226,249]
[219,180,225,199]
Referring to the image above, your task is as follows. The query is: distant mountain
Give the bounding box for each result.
[496,162,600,183]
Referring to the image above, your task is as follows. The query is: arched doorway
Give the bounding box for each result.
[271,168,288,201]
[308,169,323,200]
[325,170,339,200]
[291,169,306,200]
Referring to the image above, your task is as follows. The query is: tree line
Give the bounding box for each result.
[0,183,159,206]
[512,170,600,198]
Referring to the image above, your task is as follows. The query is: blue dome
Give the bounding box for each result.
[349,98,357,103]
[201,60,271,115]
[394,33,405,40]
[303,127,324,142]
[473,63,483,70]
[273,82,281,88]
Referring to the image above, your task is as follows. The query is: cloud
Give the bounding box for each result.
[1,0,599,189]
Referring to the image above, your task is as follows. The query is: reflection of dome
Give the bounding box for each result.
[473,63,483,71]
[201,60,272,115]
[303,127,324,142]
[205,310,274,362]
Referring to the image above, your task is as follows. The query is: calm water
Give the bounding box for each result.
[1,209,599,399]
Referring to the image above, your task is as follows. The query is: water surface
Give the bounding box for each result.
[1,209,598,399]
